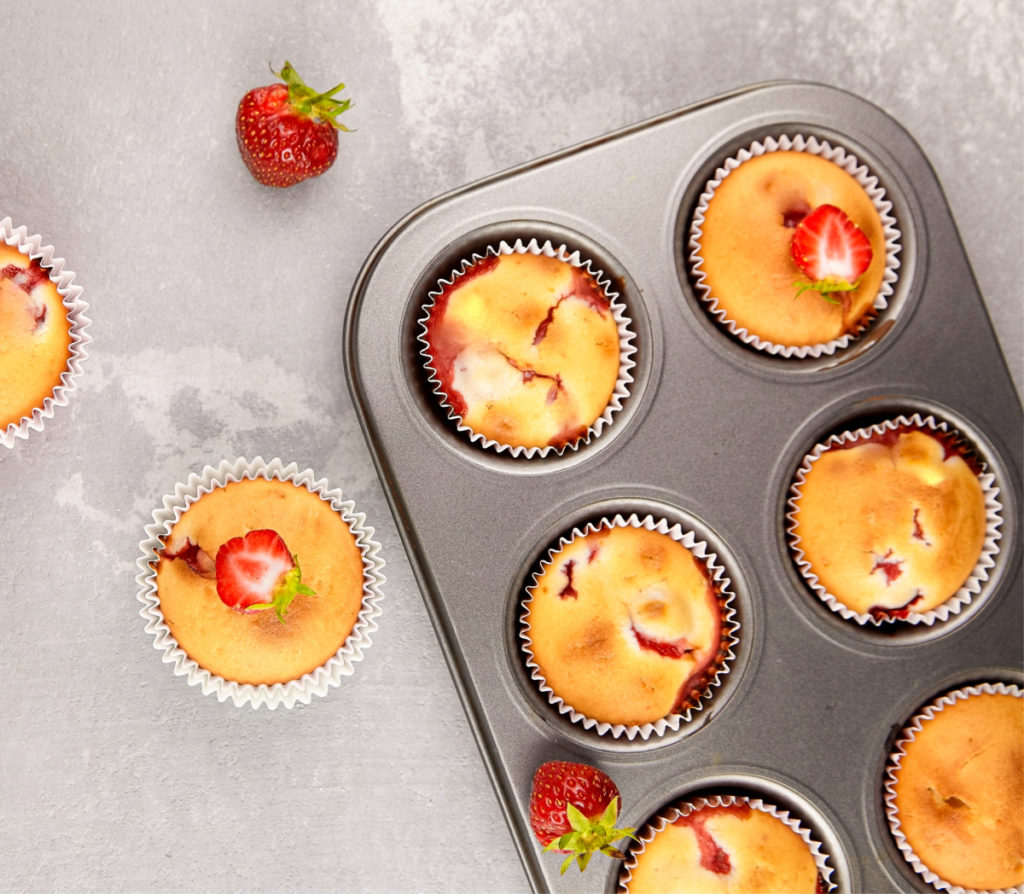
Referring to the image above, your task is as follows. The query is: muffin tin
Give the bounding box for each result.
[344,81,1023,892]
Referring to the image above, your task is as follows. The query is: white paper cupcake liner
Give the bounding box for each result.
[417,236,636,458]
[1,216,91,448]
[688,134,902,357]
[135,456,385,710]
[883,682,1024,894]
[618,794,835,892]
[520,513,738,740]
[786,413,1002,626]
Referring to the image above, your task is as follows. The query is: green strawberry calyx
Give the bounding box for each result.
[543,798,637,875]
[275,60,353,131]
[793,276,861,304]
[246,554,317,624]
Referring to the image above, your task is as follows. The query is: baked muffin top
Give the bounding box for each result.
[422,252,622,450]
[891,691,1024,890]
[524,523,724,727]
[625,802,821,894]
[791,429,987,619]
[0,244,72,429]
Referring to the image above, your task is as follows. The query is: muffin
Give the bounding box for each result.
[0,220,90,447]
[419,239,635,456]
[884,683,1024,891]
[137,458,384,709]
[689,135,900,356]
[787,415,1000,624]
[520,515,736,738]
[620,796,830,893]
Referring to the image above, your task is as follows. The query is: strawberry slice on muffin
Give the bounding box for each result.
[166,528,315,622]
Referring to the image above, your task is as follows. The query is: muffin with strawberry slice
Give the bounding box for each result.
[137,458,384,709]
[688,134,900,356]
[1,220,90,448]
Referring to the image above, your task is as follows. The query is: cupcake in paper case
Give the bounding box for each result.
[520,514,737,740]
[688,134,901,357]
[884,682,1024,893]
[619,794,834,893]
[786,413,1002,626]
[136,457,385,709]
[418,237,635,458]
[1,217,91,448]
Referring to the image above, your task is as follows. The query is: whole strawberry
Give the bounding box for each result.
[235,61,351,188]
[528,760,636,875]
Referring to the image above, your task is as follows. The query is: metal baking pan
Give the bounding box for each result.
[344,80,1023,893]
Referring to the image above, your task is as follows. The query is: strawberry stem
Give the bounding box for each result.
[246,554,316,623]
[273,60,353,131]
[794,276,860,304]
[542,798,637,875]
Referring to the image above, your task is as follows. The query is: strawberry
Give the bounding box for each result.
[528,760,636,875]
[790,203,873,300]
[214,529,315,622]
[235,61,351,188]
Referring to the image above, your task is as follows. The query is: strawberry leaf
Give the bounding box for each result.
[566,802,589,834]
[794,276,861,304]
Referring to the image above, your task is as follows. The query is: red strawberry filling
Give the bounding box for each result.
[828,426,982,474]
[782,202,813,229]
[163,536,216,579]
[1,260,50,330]
[1,261,49,294]
[672,804,751,875]
[870,549,904,584]
[912,508,931,545]
[500,351,564,403]
[868,591,924,621]
[630,623,694,659]
[558,560,578,599]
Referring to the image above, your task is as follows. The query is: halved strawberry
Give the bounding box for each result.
[214,529,314,622]
[790,204,873,299]
[528,761,636,874]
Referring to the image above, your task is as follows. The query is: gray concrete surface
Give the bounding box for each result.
[1,1,1020,892]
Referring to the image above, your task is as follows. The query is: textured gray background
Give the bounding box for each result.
[1,2,1020,893]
